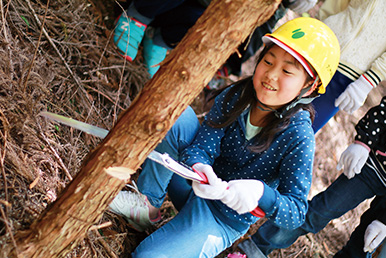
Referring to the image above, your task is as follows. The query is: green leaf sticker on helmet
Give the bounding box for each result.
[292,29,305,39]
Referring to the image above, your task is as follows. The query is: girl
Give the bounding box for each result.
[109,17,340,258]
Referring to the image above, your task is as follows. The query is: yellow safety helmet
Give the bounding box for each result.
[262,17,340,94]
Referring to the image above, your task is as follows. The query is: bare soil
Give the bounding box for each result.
[0,1,385,257]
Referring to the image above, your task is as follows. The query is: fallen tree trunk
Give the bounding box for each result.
[7,0,281,257]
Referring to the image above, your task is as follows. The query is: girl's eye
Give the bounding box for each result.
[283,69,293,75]
[264,60,272,65]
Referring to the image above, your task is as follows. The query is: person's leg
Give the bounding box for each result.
[132,192,247,258]
[114,0,187,61]
[131,0,190,76]
[333,214,372,258]
[240,163,386,256]
[312,71,354,133]
[334,196,386,258]
[150,0,206,48]
[168,173,192,211]
[239,219,306,256]
[142,27,169,77]
[226,5,287,76]
[302,164,386,233]
[137,106,200,208]
[109,106,199,231]
[133,0,187,20]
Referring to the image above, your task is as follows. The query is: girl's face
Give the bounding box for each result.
[253,45,312,109]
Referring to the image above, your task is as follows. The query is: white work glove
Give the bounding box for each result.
[192,163,228,200]
[336,143,370,179]
[364,220,386,253]
[289,0,318,14]
[220,179,264,214]
[335,75,373,114]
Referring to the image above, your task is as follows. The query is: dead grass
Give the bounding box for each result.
[0,0,149,256]
[0,0,385,257]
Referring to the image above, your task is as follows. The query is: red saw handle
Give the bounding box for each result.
[191,167,209,184]
[251,206,266,217]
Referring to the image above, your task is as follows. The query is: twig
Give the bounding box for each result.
[86,237,98,258]
[49,143,73,181]
[322,240,331,255]
[81,83,125,111]
[293,245,307,258]
[96,14,115,70]
[1,0,14,78]
[0,0,10,41]
[22,0,50,91]
[0,109,9,215]
[95,230,118,258]
[24,0,92,107]
[0,205,19,257]
[39,131,73,181]
[89,221,113,231]
[84,65,135,74]
[112,0,130,123]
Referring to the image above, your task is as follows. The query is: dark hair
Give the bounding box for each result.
[208,45,316,153]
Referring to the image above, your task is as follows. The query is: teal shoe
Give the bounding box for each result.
[142,28,168,77]
[114,13,147,61]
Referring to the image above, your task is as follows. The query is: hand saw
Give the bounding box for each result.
[40,111,265,217]
[40,111,207,184]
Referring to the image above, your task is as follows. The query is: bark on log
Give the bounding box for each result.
[7,0,280,257]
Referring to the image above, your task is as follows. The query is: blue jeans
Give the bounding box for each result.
[312,71,354,133]
[133,106,248,257]
[239,160,386,258]
[136,106,200,208]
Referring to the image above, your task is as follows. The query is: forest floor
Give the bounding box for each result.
[0,0,385,257]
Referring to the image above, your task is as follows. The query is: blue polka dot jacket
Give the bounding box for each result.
[181,84,315,231]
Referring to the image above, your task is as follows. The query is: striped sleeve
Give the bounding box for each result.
[363,51,386,87]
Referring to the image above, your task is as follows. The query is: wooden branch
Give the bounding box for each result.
[6,0,281,257]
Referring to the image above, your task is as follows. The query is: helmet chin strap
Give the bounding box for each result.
[256,75,320,119]
[256,99,282,118]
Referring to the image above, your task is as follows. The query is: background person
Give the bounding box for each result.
[113,0,317,78]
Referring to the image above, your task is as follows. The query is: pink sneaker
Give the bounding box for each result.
[227,252,247,258]
[109,182,161,232]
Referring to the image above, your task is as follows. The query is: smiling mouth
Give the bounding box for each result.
[262,82,277,91]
